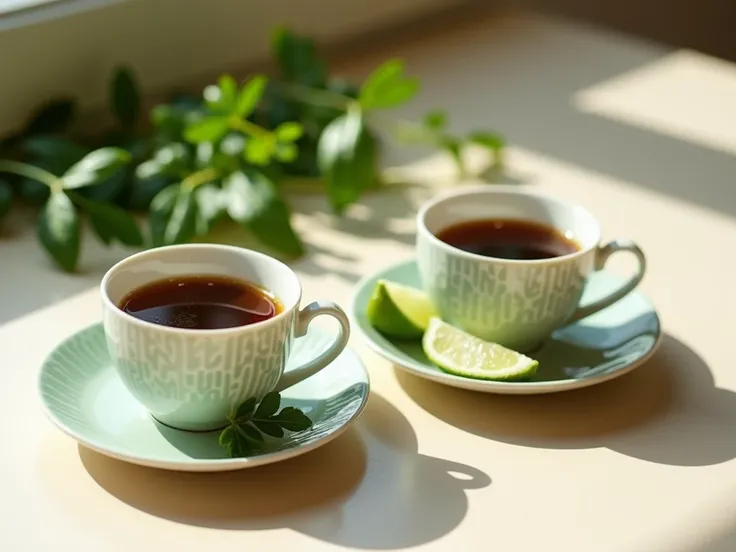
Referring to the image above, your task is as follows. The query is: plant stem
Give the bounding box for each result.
[232,117,271,138]
[182,167,219,191]
[0,160,60,188]
[275,82,351,110]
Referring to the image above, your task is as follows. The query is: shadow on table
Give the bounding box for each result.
[79,392,490,549]
[396,333,736,467]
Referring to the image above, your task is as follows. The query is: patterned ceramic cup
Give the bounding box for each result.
[417,185,646,352]
[101,244,350,432]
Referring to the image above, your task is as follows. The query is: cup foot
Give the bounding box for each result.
[151,414,229,433]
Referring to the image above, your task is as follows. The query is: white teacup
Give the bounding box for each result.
[416,185,646,352]
[101,244,350,432]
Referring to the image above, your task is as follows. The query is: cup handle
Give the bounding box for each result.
[568,239,647,323]
[273,301,351,392]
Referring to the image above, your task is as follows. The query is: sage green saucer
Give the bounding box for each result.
[38,323,369,472]
[351,259,661,395]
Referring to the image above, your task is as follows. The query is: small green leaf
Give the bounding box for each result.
[164,188,197,245]
[207,75,238,112]
[317,107,377,214]
[225,170,305,257]
[0,180,13,221]
[70,193,143,246]
[218,425,235,447]
[272,407,313,432]
[424,110,447,131]
[37,191,80,272]
[127,174,174,211]
[229,427,252,457]
[359,59,419,110]
[111,66,141,128]
[194,183,225,235]
[236,423,264,443]
[19,178,50,205]
[151,104,200,141]
[236,75,268,117]
[62,147,132,189]
[148,184,179,247]
[254,391,281,419]
[23,137,89,173]
[271,27,327,87]
[275,143,298,163]
[184,116,229,144]
[469,131,505,152]
[253,421,284,438]
[244,136,276,166]
[274,122,304,142]
[234,397,257,422]
[25,98,75,135]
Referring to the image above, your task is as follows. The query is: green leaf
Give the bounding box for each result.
[127,174,174,211]
[111,66,141,128]
[272,407,313,432]
[225,170,305,257]
[19,178,50,205]
[234,397,257,422]
[236,75,268,117]
[274,122,304,142]
[359,59,419,110]
[148,184,179,247]
[0,180,13,221]
[254,391,280,418]
[37,191,80,272]
[236,423,264,443]
[253,420,284,438]
[23,136,89,173]
[271,27,327,87]
[194,183,225,235]
[244,136,276,166]
[229,427,252,457]
[151,104,201,141]
[317,107,377,214]
[62,147,132,189]
[164,188,197,245]
[275,143,298,163]
[184,116,229,144]
[25,99,75,135]
[205,75,238,113]
[70,193,143,246]
[218,425,235,447]
[424,110,447,131]
[469,131,505,152]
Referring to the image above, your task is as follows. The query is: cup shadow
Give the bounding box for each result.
[77,392,491,549]
[396,333,736,467]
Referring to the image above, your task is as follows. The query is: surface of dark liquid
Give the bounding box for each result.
[119,275,281,329]
[436,218,580,260]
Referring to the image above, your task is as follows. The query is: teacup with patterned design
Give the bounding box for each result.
[101,244,350,432]
[416,185,647,352]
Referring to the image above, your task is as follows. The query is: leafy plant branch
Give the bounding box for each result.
[0,27,506,272]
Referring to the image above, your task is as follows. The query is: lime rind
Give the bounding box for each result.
[422,317,539,381]
[366,279,436,339]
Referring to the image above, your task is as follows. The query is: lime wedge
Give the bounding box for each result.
[366,279,437,339]
[422,317,539,381]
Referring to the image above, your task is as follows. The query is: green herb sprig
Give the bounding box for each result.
[0,27,506,272]
[219,391,313,458]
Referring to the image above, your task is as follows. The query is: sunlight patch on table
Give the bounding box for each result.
[574,50,736,157]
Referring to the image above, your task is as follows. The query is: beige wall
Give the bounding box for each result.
[0,0,463,135]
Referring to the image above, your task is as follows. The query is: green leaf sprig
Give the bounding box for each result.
[218,391,313,458]
[0,27,506,273]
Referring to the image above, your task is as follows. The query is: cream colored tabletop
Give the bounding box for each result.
[2,9,736,552]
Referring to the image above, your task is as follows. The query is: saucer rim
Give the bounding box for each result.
[350,257,663,395]
[38,322,371,472]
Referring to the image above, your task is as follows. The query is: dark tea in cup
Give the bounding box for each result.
[118,275,282,330]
